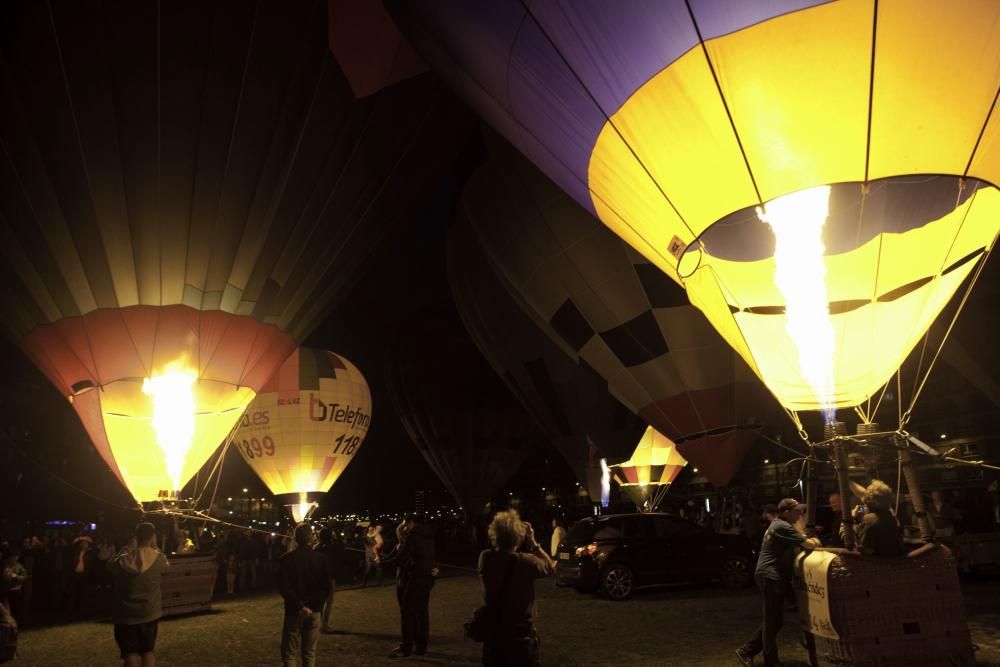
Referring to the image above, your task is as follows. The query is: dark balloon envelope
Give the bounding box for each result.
[456,144,779,487]
[447,216,645,495]
[0,0,468,503]
[385,316,540,517]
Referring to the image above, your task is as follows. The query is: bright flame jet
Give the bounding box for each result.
[757,186,837,421]
[290,492,318,524]
[142,361,198,496]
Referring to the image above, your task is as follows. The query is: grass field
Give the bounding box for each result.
[14,572,1000,665]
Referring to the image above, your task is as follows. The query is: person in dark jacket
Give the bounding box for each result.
[379,515,437,658]
[736,498,821,667]
[316,528,344,634]
[278,524,331,667]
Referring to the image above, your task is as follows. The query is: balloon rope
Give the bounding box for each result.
[865,370,894,426]
[147,508,288,539]
[902,240,995,425]
[0,429,140,512]
[757,431,809,458]
[190,406,246,511]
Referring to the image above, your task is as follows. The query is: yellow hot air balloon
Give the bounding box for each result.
[398,0,1000,424]
[235,348,371,522]
[612,427,687,512]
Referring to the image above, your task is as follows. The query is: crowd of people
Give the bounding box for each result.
[2,479,996,665]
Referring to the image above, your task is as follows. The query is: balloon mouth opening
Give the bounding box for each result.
[678,174,984,276]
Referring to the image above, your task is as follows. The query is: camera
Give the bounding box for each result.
[854,504,867,518]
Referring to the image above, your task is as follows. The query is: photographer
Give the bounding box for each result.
[848,480,904,557]
[478,510,554,666]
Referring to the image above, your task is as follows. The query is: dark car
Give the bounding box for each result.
[555,513,755,600]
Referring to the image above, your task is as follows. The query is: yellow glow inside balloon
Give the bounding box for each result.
[142,361,198,493]
[97,372,255,503]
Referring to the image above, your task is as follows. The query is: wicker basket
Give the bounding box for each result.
[803,544,973,667]
[161,553,217,617]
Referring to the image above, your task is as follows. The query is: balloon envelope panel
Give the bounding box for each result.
[447,219,644,484]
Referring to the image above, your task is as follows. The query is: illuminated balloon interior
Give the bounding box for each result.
[757,186,837,420]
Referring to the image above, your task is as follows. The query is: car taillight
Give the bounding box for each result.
[574,543,598,558]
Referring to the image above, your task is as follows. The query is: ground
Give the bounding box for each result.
[15,573,1000,666]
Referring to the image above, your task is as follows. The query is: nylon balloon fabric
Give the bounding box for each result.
[0,0,467,503]
[447,216,644,493]
[395,0,1000,414]
[457,143,779,487]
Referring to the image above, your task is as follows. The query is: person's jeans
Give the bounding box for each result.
[281,612,320,667]
[321,580,337,630]
[740,575,786,666]
[397,576,434,650]
[483,635,540,666]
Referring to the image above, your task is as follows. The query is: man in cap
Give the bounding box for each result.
[736,498,820,667]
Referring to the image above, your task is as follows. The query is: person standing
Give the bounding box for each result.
[929,490,958,537]
[736,498,820,667]
[278,524,332,667]
[68,536,93,615]
[820,493,845,547]
[0,551,27,625]
[380,515,437,658]
[548,518,566,558]
[854,481,905,557]
[108,523,170,667]
[317,528,344,634]
[479,511,554,666]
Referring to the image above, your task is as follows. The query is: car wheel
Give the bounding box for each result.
[719,555,752,588]
[601,563,635,600]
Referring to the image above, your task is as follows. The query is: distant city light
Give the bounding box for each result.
[242,488,248,493]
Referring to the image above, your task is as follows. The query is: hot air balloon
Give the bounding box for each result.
[234,348,371,522]
[0,0,467,505]
[394,0,1000,429]
[612,427,687,512]
[447,218,645,496]
[386,316,540,519]
[456,146,778,487]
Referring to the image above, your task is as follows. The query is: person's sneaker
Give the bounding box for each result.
[389,646,412,659]
[735,648,754,666]
[414,646,427,656]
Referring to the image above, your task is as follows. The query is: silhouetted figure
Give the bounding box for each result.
[108,523,169,667]
[278,524,331,667]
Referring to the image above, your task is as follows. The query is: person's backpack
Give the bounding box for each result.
[464,553,516,642]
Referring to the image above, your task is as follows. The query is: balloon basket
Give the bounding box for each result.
[797,544,973,667]
[161,553,217,618]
